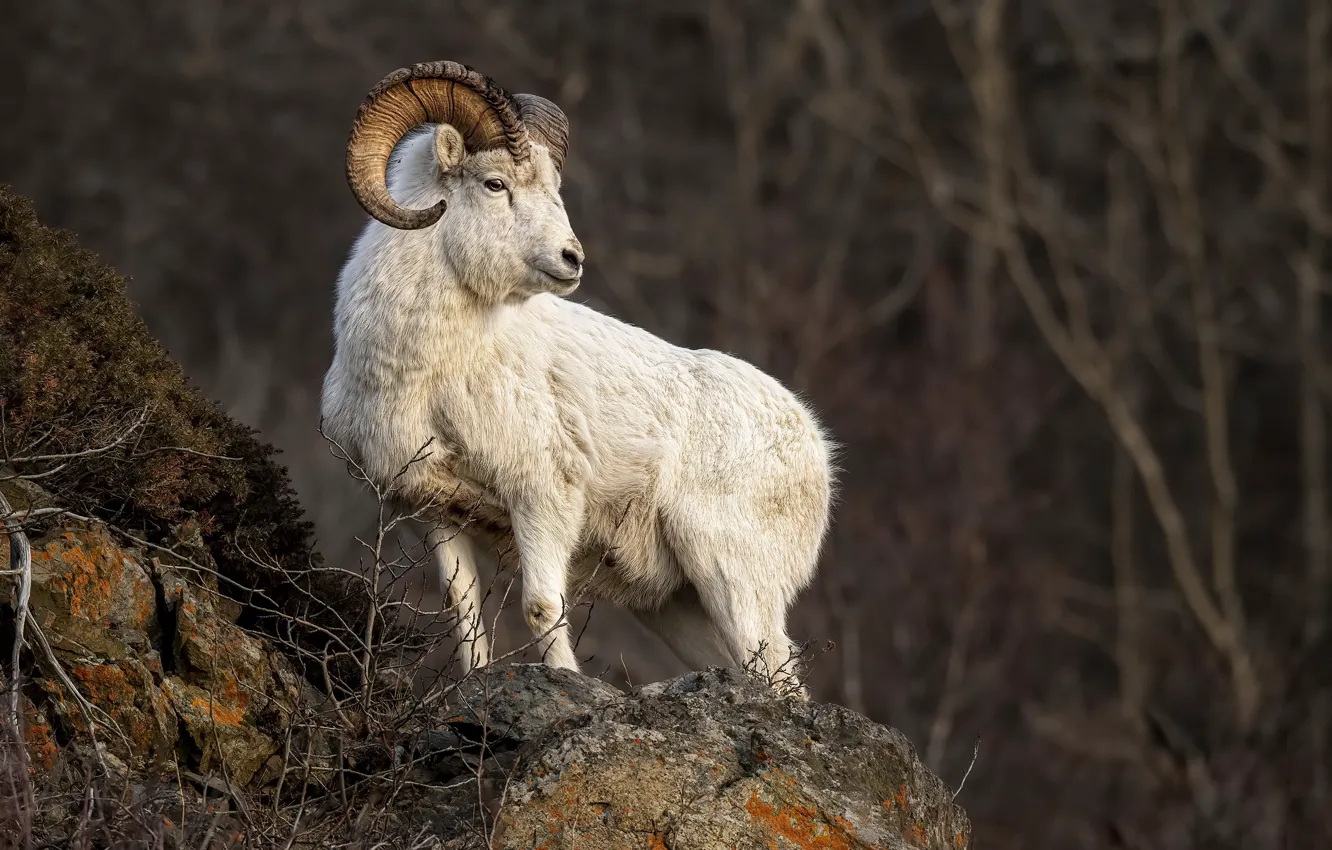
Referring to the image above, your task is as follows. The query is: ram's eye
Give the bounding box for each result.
[484,178,506,193]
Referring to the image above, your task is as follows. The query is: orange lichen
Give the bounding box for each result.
[73,662,131,704]
[42,536,121,620]
[647,834,669,850]
[65,661,173,755]
[135,592,156,630]
[743,791,860,850]
[909,822,928,845]
[208,671,251,714]
[524,772,604,842]
[23,703,56,773]
[190,696,244,726]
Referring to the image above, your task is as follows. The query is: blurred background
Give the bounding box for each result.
[4,0,1331,846]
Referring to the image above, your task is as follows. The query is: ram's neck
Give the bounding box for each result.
[333,225,511,383]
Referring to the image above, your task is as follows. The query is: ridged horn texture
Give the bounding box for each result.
[345,61,531,230]
[514,92,570,171]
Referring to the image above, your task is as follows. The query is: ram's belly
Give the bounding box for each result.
[568,497,685,611]
[435,493,515,540]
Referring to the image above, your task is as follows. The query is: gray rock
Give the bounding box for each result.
[445,662,624,744]
[443,665,972,850]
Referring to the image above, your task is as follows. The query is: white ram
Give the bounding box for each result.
[320,61,836,691]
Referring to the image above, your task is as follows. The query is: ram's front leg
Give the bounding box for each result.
[509,498,583,671]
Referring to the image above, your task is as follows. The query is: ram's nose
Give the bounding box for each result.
[561,242,585,276]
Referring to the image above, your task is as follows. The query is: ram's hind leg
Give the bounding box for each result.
[408,518,491,674]
[705,591,806,698]
[668,518,810,698]
[632,584,735,672]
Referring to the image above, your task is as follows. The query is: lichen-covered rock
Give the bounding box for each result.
[31,525,156,630]
[18,510,178,773]
[162,677,280,786]
[19,692,59,774]
[160,530,273,711]
[27,522,158,655]
[37,658,179,774]
[9,482,309,787]
[445,666,971,850]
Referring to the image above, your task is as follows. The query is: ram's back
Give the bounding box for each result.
[528,296,833,507]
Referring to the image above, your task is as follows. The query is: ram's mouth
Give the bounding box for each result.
[534,268,582,292]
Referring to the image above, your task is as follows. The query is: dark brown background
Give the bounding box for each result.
[4,1,1329,846]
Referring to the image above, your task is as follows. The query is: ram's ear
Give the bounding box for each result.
[433,124,467,173]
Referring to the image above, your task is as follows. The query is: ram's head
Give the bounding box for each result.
[346,61,584,300]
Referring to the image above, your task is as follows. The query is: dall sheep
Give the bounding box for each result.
[320,61,836,692]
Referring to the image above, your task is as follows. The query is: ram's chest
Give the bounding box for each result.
[399,455,516,542]
[330,394,511,537]
[364,417,515,542]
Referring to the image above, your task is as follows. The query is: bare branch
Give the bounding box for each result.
[1301,0,1332,646]
[0,488,32,764]
[952,734,981,801]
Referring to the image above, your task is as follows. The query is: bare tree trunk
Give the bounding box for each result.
[1302,0,1331,646]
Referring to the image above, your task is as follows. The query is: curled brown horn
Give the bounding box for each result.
[345,61,531,230]
[514,92,570,171]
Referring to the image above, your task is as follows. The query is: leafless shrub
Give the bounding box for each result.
[0,415,616,848]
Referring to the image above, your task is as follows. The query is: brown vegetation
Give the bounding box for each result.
[0,187,316,594]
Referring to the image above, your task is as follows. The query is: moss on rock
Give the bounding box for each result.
[0,183,317,598]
